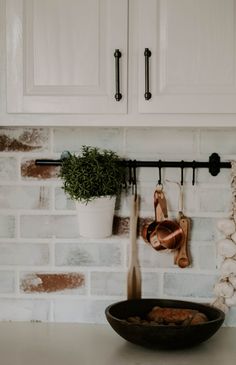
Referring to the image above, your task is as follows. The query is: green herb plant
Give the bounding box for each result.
[60,146,126,204]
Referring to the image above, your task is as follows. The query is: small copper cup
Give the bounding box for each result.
[154,220,183,250]
[142,188,183,251]
[142,220,183,251]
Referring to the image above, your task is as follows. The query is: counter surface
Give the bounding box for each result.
[0,322,234,365]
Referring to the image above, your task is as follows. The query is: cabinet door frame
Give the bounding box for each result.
[6,0,128,114]
[138,0,236,114]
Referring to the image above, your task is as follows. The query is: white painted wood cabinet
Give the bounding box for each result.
[137,0,236,114]
[6,0,128,114]
[4,0,236,121]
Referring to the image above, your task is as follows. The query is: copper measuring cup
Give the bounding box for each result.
[142,188,183,250]
[174,183,191,268]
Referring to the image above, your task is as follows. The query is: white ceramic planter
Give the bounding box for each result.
[76,196,116,238]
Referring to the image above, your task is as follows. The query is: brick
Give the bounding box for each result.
[0,128,49,152]
[21,159,60,180]
[53,127,123,154]
[0,243,49,266]
[55,242,123,267]
[138,242,175,268]
[0,157,18,181]
[91,272,125,296]
[54,299,113,323]
[0,215,15,238]
[20,272,85,294]
[113,216,129,236]
[125,128,197,157]
[90,271,161,297]
[54,188,75,210]
[20,215,78,238]
[0,299,50,321]
[199,188,231,213]
[190,218,220,241]
[197,168,231,184]
[142,272,162,297]
[200,129,236,155]
[0,186,50,210]
[0,271,15,293]
[197,243,217,270]
[163,273,218,298]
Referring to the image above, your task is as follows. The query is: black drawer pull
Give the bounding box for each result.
[114,49,122,101]
[144,48,152,100]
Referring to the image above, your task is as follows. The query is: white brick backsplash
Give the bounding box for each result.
[0,299,50,322]
[0,215,15,238]
[90,271,161,297]
[54,188,75,210]
[54,299,114,323]
[197,243,217,270]
[137,242,175,268]
[200,129,236,155]
[190,218,219,241]
[0,126,234,324]
[163,273,218,298]
[20,215,78,238]
[91,272,125,296]
[141,272,162,297]
[53,128,123,154]
[199,188,232,213]
[0,271,15,293]
[125,128,197,157]
[55,242,123,267]
[0,186,50,210]
[0,243,49,266]
[0,157,18,181]
[197,168,231,184]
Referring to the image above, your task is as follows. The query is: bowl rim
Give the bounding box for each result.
[105,298,225,328]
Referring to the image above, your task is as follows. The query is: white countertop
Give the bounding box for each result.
[0,322,235,365]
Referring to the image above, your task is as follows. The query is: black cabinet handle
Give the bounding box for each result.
[144,48,152,100]
[114,49,122,101]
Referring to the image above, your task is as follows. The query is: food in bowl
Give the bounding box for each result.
[127,306,208,326]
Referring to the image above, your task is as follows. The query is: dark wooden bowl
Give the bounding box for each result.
[105,299,225,349]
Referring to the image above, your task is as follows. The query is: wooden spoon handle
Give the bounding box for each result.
[176,217,191,268]
[127,195,141,299]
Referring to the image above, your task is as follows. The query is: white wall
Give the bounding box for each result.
[0,126,235,325]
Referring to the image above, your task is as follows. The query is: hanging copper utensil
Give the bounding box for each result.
[142,187,183,251]
[177,216,191,268]
[175,184,191,268]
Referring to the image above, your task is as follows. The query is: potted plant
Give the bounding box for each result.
[60,146,126,238]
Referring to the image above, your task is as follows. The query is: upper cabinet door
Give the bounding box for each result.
[6,0,128,114]
[138,0,236,113]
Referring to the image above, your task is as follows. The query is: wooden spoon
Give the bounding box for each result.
[176,215,191,268]
[127,194,141,299]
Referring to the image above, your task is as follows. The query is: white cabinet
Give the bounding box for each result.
[137,0,236,114]
[4,0,236,123]
[6,0,128,114]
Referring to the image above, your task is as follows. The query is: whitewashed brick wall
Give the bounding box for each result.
[0,127,235,325]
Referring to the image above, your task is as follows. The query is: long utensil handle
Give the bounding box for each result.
[127,195,141,299]
[177,217,191,268]
[130,195,139,259]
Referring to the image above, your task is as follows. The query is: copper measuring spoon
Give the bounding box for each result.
[175,184,191,268]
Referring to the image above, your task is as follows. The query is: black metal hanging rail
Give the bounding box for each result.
[35,152,230,178]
